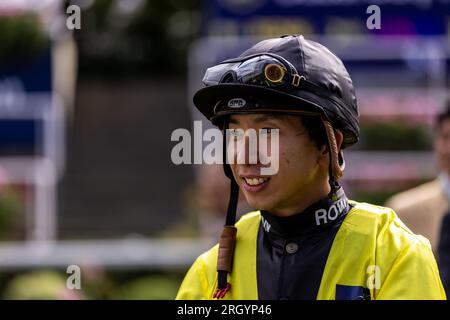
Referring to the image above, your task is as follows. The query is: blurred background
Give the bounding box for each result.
[0,0,449,299]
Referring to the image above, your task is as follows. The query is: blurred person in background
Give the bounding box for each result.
[386,103,450,296]
[176,35,445,300]
[386,105,450,252]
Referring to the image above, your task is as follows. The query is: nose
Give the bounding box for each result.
[229,133,260,166]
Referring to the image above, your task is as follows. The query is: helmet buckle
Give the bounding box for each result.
[292,74,305,87]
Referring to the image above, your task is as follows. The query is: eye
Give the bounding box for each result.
[229,128,244,138]
[260,128,274,135]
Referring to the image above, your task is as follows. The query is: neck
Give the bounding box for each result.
[260,186,348,237]
[270,178,332,217]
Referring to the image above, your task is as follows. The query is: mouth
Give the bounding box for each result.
[241,176,271,193]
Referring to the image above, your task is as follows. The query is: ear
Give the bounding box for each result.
[317,144,329,167]
[334,129,344,151]
[318,129,344,166]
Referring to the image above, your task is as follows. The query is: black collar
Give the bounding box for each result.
[260,187,350,238]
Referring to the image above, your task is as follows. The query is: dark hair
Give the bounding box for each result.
[300,115,328,149]
[436,101,450,132]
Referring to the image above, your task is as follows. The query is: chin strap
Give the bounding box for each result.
[214,120,239,299]
[322,118,345,199]
[214,180,238,299]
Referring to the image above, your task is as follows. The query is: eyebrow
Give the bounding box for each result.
[229,117,239,125]
[254,115,284,123]
[229,114,286,125]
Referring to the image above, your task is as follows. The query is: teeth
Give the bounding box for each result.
[244,177,268,186]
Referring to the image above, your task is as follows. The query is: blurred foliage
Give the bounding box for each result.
[357,121,432,150]
[74,265,118,300]
[0,14,48,64]
[0,186,23,240]
[113,274,180,299]
[71,0,203,77]
[0,270,182,300]
[2,271,78,300]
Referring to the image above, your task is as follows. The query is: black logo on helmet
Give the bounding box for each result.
[228,98,246,109]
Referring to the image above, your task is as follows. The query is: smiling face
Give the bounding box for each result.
[228,113,333,217]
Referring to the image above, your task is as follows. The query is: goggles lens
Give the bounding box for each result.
[264,64,286,83]
[203,55,300,88]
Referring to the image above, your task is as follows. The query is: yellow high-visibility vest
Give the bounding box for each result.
[176,201,446,300]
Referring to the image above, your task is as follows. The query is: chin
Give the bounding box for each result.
[245,195,276,212]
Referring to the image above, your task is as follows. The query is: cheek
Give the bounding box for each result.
[277,139,317,176]
[281,149,296,168]
[277,141,293,171]
[280,143,304,175]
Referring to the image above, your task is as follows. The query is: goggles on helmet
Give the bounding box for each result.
[202,54,305,89]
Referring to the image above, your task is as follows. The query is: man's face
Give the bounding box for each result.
[228,114,329,216]
[435,118,450,174]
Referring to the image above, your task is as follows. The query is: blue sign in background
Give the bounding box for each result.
[205,0,450,35]
[0,48,52,156]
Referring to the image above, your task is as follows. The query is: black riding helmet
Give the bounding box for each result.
[192,35,360,298]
